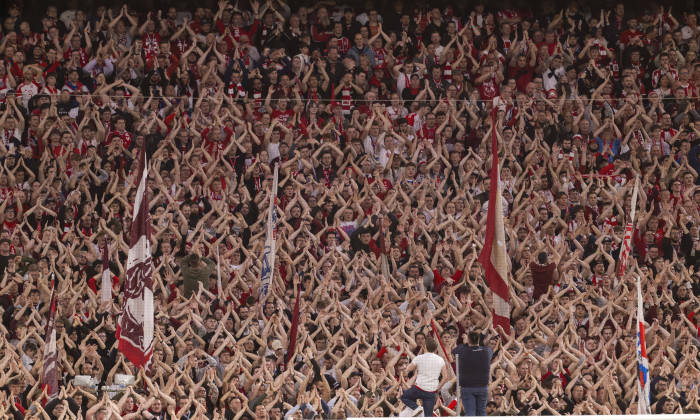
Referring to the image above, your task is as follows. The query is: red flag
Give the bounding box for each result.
[116,147,154,372]
[41,281,58,397]
[618,222,634,277]
[478,112,511,336]
[286,282,301,364]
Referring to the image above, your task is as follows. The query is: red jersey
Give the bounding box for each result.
[477,74,499,100]
[142,32,161,60]
[336,37,351,54]
[652,68,678,87]
[107,130,133,149]
[271,109,294,126]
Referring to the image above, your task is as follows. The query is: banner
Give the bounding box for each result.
[116,148,154,372]
[259,164,279,300]
[379,218,391,281]
[478,113,511,335]
[618,177,639,278]
[101,240,111,304]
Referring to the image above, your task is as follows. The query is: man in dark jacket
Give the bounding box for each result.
[453,331,493,416]
[180,250,216,298]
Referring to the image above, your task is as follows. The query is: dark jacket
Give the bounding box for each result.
[180,254,216,298]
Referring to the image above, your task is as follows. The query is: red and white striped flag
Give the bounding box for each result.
[478,112,511,336]
[116,148,154,372]
[41,278,58,397]
[100,240,111,304]
[617,177,639,278]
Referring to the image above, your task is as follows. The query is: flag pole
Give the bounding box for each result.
[216,245,222,293]
[636,275,651,414]
[429,317,455,375]
[41,279,58,398]
[100,236,111,305]
[455,353,461,416]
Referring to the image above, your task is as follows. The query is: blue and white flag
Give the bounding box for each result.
[259,164,279,301]
[636,275,651,414]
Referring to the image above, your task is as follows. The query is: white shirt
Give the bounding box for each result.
[267,142,280,163]
[412,352,445,392]
[16,81,40,109]
[59,10,77,29]
[681,25,699,40]
[363,135,380,158]
[542,66,565,91]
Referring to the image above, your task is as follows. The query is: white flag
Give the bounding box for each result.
[259,164,279,301]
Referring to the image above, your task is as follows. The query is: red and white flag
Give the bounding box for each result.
[41,277,58,397]
[116,148,154,372]
[617,177,639,278]
[478,113,511,336]
[100,240,111,304]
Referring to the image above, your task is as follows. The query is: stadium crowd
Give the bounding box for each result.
[0,0,699,417]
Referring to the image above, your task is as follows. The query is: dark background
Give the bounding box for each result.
[1,0,698,26]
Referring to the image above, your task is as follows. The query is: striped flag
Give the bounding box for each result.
[617,177,639,278]
[636,276,651,414]
[41,278,58,397]
[116,147,154,372]
[259,164,279,301]
[478,113,511,335]
[100,240,111,304]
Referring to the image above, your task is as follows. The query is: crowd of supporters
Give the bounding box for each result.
[0,0,699,417]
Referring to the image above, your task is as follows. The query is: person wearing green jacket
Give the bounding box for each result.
[180,251,216,298]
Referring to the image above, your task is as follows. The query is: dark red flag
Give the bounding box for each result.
[116,147,154,372]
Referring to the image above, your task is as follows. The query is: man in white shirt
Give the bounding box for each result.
[399,338,449,417]
[542,54,566,92]
[681,14,698,40]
